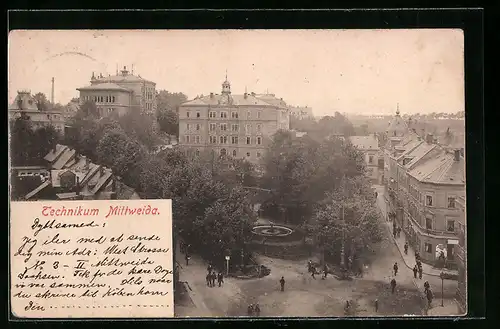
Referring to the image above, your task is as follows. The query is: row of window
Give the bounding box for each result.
[145,103,153,111]
[187,148,262,159]
[82,95,116,103]
[188,110,263,119]
[185,135,263,145]
[186,123,263,134]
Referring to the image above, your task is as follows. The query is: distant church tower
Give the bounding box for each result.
[222,70,231,94]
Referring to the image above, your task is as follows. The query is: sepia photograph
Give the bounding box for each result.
[8,29,466,318]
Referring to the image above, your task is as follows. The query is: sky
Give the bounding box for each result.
[8,29,464,117]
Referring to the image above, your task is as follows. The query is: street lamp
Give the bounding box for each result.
[225,255,231,276]
[439,271,445,307]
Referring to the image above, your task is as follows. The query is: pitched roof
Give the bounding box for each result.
[255,94,289,108]
[386,112,409,137]
[408,150,465,185]
[9,91,39,111]
[77,83,132,92]
[94,72,155,84]
[181,94,280,107]
[349,135,379,150]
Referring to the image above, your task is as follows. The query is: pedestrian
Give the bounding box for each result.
[206,273,211,286]
[397,227,402,238]
[211,272,217,287]
[375,191,378,198]
[390,278,397,294]
[254,303,261,317]
[393,262,398,276]
[180,241,185,254]
[404,242,409,255]
[322,264,328,279]
[217,272,224,287]
[344,300,350,315]
[280,276,285,292]
[393,227,397,239]
[207,264,212,274]
[374,299,379,313]
[415,251,420,261]
[413,265,418,278]
[311,266,317,279]
[424,281,430,293]
[426,289,433,308]
[247,304,254,316]
[185,254,190,266]
[418,266,423,279]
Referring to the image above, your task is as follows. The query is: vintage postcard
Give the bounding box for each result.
[8,29,466,318]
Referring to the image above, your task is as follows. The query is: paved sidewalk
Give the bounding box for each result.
[373,186,457,278]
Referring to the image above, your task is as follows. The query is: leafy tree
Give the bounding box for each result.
[157,109,179,136]
[33,92,49,111]
[312,176,382,267]
[117,111,159,150]
[9,117,35,166]
[155,90,187,136]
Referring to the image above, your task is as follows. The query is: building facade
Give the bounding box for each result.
[455,195,466,313]
[76,67,156,118]
[383,110,465,268]
[348,134,380,182]
[289,105,313,119]
[178,79,290,165]
[9,90,65,135]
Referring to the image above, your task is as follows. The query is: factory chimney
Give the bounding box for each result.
[51,77,55,104]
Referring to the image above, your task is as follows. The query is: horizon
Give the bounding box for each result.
[8,29,464,116]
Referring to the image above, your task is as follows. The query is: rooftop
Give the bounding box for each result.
[181,94,280,107]
[349,135,379,150]
[408,149,465,185]
[9,90,40,112]
[77,82,132,92]
[92,66,155,84]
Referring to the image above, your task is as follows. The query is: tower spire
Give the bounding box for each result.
[225,69,228,81]
[396,103,400,115]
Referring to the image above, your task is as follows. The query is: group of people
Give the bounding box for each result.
[247,303,261,316]
[307,260,329,279]
[412,252,424,279]
[393,225,402,239]
[206,264,224,288]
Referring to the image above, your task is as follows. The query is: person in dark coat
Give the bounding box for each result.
[374,299,379,312]
[322,264,328,279]
[404,242,409,255]
[393,262,398,276]
[206,273,211,287]
[280,276,285,291]
[390,278,397,294]
[207,264,212,274]
[424,281,430,293]
[426,289,433,307]
[247,304,254,316]
[413,265,418,278]
[254,303,260,316]
[185,254,190,266]
[217,272,224,287]
[418,266,423,279]
[211,272,217,287]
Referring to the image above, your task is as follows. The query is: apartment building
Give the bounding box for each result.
[348,134,380,182]
[177,78,290,165]
[455,195,466,313]
[77,67,156,118]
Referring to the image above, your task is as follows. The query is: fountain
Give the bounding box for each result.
[250,222,307,259]
[252,224,293,237]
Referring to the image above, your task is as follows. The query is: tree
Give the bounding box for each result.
[312,176,382,267]
[77,100,99,119]
[9,117,35,166]
[155,90,187,136]
[117,111,159,150]
[33,92,49,111]
[157,109,179,136]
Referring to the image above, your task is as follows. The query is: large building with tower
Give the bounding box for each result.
[9,90,65,135]
[178,77,290,165]
[76,66,157,118]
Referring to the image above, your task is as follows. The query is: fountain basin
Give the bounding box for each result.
[252,225,293,237]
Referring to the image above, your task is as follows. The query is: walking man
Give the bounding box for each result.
[418,265,423,279]
[424,281,430,293]
[393,262,398,276]
[404,242,409,255]
[397,227,402,238]
[247,304,254,316]
[426,289,433,308]
[413,265,418,279]
[374,299,379,313]
[206,272,211,287]
[322,264,328,279]
[393,227,397,239]
[280,276,286,292]
[217,272,224,287]
[254,303,261,317]
[211,272,217,287]
[390,278,397,294]
[185,253,190,266]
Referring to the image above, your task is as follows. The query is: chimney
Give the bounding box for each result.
[100,166,105,175]
[52,144,57,153]
[51,77,55,104]
[454,149,460,161]
[425,133,434,144]
[76,177,81,196]
[244,92,248,99]
[210,92,214,99]
[251,92,255,96]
